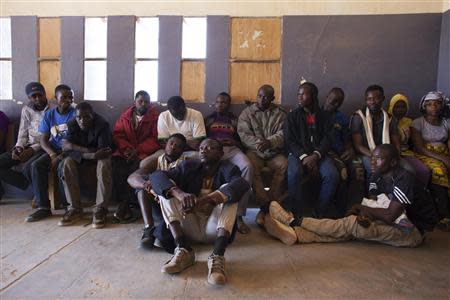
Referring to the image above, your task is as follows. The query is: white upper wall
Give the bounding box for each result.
[444,0,450,11]
[1,0,448,16]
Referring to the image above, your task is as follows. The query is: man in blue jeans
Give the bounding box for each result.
[284,82,339,218]
[26,84,76,222]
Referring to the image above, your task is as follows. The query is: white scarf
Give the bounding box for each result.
[356,108,390,151]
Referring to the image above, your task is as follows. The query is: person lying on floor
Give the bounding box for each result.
[265,144,438,248]
[127,133,187,249]
[150,138,250,286]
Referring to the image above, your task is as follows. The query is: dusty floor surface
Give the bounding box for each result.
[1,199,449,299]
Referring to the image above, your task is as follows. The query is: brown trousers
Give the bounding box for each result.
[246,151,288,206]
[295,215,423,248]
[60,157,112,209]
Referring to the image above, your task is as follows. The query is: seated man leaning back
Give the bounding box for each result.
[150,138,250,286]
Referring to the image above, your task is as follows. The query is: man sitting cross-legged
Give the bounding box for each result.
[265,144,438,248]
[58,102,113,228]
[150,138,250,285]
[127,133,187,248]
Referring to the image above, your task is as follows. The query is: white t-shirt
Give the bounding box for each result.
[157,107,206,140]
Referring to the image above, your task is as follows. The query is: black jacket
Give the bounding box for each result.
[64,113,112,162]
[150,159,249,203]
[284,106,334,158]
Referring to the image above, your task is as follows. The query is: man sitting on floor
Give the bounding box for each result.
[150,138,250,285]
[26,84,76,222]
[58,102,112,228]
[0,82,49,201]
[265,144,438,248]
[127,133,187,248]
[157,96,206,157]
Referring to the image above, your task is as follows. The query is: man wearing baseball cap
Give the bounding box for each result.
[0,82,49,202]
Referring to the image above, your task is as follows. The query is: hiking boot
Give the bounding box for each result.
[161,247,195,274]
[140,226,155,249]
[207,254,227,285]
[255,210,266,227]
[58,208,83,226]
[25,209,52,222]
[269,201,294,226]
[92,206,108,229]
[264,215,297,246]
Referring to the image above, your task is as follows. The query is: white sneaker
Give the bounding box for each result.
[161,247,195,274]
[269,201,294,225]
[207,254,226,285]
[265,215,297,246]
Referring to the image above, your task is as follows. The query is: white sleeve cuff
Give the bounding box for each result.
[313,151,322,159]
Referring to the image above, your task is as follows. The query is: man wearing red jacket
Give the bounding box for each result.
[112,90,161,221]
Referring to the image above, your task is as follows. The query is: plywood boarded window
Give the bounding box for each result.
[180,61,205,102]
[39,17,61,100]
[229,18,281,104]
[39,61,61,99]
[180,17,206,103]
[230,62,280,103]
[231,18,281,60]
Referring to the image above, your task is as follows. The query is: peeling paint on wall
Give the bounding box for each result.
[252,30,263,40]
[239,40,249,48]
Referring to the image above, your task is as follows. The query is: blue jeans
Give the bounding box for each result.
[285,154,339,218]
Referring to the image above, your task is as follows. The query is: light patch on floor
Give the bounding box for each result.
[1,199,449,299]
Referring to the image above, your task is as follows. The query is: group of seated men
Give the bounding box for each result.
[0,80,448,286]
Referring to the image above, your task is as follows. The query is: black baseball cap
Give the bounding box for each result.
[25,82,46,97]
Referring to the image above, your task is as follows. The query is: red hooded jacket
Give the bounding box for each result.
[112,105,160,160]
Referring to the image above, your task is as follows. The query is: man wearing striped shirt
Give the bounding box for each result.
[265,144,436,247]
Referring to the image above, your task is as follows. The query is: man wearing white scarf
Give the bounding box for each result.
[351,85,401,179]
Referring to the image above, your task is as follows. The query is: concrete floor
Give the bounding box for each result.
[1,199,449,299]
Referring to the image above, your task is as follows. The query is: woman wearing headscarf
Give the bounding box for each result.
[410,91,450,231]
[388,93,430,185]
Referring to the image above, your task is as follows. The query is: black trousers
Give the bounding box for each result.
[0,150,43,197]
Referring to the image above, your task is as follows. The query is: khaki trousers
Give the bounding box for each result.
[59,157,112,209]
[295,215,423,247]
[246,151,287,206]
[159,195,237,244]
